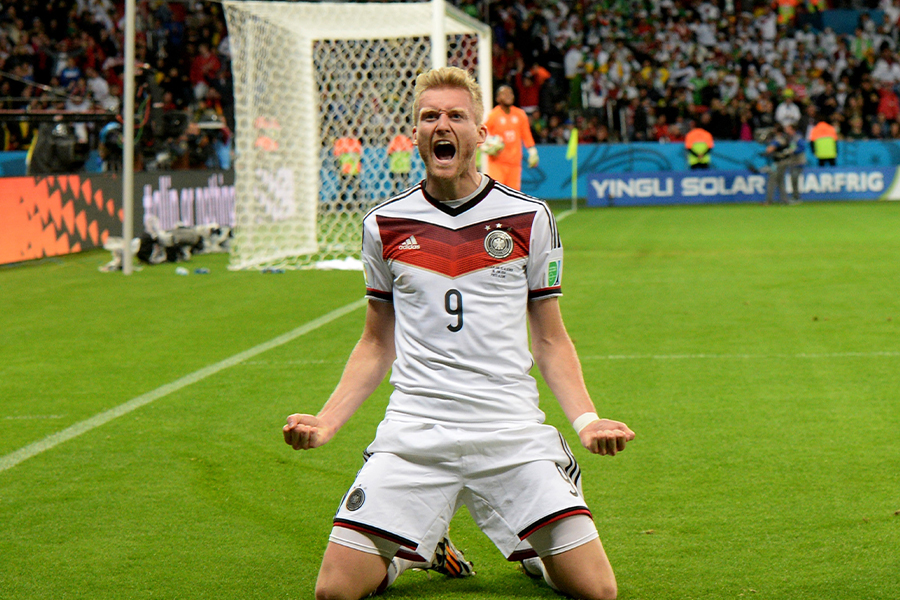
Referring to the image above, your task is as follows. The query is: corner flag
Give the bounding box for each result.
[567,128,579,210]
[567,127,579,159]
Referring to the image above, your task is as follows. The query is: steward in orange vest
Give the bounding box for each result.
[334,136,362,176]
[685,127,714,169]
[809,121,837,166]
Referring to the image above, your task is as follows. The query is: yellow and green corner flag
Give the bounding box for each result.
[567,128,579,209]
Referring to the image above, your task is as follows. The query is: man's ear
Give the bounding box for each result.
[478,123,488,144]
[412,126,417,145]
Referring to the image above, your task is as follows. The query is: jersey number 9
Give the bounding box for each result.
[445,289,463,332]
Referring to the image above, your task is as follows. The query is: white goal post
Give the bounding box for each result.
[222,0,492,270]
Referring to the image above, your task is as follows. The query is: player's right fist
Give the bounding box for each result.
[283,414,329,450]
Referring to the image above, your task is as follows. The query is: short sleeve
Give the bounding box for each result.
[362,215,393,302]
[526,204,563,301]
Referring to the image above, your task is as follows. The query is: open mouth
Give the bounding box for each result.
[434,140,457,162]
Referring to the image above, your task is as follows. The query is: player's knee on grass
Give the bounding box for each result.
[315,542,390,600]
[541,538,618,600]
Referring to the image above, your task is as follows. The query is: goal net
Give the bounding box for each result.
[223,0,492,270]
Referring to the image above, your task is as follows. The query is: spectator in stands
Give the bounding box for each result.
[85,66,113,110]
[514,62,550,115]
[814,79,839,121]
[189,42,221,101]
[877,83,900,122]
[774,89,801,128]
[58,56,83,91]
[563,42,585,113]
[707,98,735,140]
[846,115,867,140]
[652,114,673,143]
[737,108,755,142]
[64,78,93,145]
[582,69,608,121]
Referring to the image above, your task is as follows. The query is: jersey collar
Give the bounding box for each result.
[421,175,496,217]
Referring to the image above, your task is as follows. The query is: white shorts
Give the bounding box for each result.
[331,514,598,560]
[331,419,596,562]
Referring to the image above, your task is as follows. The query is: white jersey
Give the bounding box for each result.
[362,176,563,425]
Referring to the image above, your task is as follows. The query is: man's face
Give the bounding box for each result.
[497,86,514,106]
[413,86,486,181]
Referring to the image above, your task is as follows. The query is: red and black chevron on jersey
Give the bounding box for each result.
[376,212,533,278]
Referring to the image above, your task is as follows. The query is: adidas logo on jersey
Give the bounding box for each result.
[398,235,420,250]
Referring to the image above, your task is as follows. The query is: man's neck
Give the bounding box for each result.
[425,170,483,202]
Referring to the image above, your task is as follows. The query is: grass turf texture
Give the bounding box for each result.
[1,200,898,599]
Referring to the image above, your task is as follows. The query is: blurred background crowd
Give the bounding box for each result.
[481,0,900,145]
[0,0,233,171]
[1,0,898,171]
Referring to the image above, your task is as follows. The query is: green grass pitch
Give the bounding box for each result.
[1,201,899,599]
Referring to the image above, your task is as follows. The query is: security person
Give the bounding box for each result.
[809,119,838,167]
[387,132,414,194]
[334,133,363,208]
[685,125,714,169]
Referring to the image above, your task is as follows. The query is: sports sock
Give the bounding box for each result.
[377,557,420,593]
[522,557,560,592]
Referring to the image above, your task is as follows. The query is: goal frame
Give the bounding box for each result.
[223,0,492,270]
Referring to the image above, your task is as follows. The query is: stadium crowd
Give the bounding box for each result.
[0,0,233,170]
[484,0,900,144]
[2,0,900,170]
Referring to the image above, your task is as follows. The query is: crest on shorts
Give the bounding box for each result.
[346,488,366,511]
[484,230,514,259]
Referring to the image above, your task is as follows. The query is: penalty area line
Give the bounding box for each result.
[0,298,367,474]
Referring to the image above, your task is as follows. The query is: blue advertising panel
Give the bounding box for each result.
[586,167,900,207]
[518,140,900,201]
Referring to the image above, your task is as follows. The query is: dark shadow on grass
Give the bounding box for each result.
[380,566,559,599]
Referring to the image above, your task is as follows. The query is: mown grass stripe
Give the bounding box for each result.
[0,298,367,474]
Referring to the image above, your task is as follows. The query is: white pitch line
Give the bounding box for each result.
[0,298,367,474]
[581,351,900,361]
[555,209,576,222]
[4,415,66,420]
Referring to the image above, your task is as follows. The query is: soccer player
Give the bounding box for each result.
[283,67,635,600]
[484,84,539,190]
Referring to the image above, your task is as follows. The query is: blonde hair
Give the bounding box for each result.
[412,67,484,125]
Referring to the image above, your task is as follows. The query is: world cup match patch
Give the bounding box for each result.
[547,260,561,286]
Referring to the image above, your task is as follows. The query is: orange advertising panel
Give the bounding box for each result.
[0,175,122,266]
[1,171,234,266]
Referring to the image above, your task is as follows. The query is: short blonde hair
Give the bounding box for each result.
[412,67,484,125]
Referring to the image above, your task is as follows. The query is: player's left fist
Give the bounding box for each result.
[527,147,539,168]
[579,419,635,456]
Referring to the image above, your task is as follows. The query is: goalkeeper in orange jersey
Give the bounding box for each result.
[483,85,538,190]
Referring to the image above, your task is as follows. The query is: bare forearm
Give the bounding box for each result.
[284,300,395,450]
[531,311,635,456]
[317,334,395,431]
[532,332,596,423]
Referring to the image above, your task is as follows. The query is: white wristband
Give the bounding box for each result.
[572,412,600,434]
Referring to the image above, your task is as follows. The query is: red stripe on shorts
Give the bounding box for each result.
[333,518,419,551]
[517,507,593,540]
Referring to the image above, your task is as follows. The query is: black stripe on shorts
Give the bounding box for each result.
[333,518,419,550]
[517,506,593,540]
